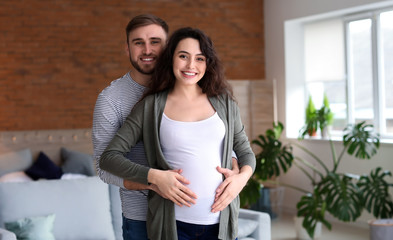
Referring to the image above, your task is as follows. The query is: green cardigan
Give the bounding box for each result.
[100,90,256,240]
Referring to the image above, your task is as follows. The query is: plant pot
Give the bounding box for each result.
[250,186,285,220]
[307,129,317,137]
[321,126,332,138]
[369,219,393,240]
[294,216,322,240]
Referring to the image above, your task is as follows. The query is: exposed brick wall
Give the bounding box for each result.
[0,0,265,130]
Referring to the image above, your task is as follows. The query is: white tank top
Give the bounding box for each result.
[160,112,225,224]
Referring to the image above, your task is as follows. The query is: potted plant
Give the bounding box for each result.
[240,121,393,239]
[299,96,318,138]
[240,122,294,208]
[299,94,334,139]
[318,94,334,137]
[358,168,393,240]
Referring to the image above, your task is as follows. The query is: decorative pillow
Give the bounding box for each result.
[237,218,259,238]
[0,148,33,177]
[0,171,33,182]
[4,214,55,240]
[25,152,63,180]
[60,147,95,176]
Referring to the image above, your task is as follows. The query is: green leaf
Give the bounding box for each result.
[272,121,284,139]
[296,190,331,239]
[358,167,393,218]
[299,97,319,139]
[252,135,293,180]
[251,122,294,181]
[306,96,317,121]
[319,173,363,222]
[318,105,334,132]
[323,93,330,109]
[239,178,262,208]
[343,121,380,159]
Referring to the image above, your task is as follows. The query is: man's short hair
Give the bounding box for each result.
[126,14,169,44]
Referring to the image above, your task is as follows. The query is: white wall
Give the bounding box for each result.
[264,0,393,226]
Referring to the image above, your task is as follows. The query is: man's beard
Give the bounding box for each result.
[129,55,154,75]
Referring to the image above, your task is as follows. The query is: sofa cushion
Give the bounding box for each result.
[5,214,55,240]
[0,176,116,240]
[60,147,95,176]
[109,184,122,240]
[25,152,63,180]
[0,149,32,177]
[238,218,259,238]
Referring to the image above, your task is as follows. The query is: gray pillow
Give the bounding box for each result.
[60,148,95,176]
[0,149,32,177]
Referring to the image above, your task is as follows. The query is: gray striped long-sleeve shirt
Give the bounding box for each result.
[92,72,149,221]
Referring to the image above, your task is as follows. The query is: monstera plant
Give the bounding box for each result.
[240,122,293,208]
[240,121,393,239]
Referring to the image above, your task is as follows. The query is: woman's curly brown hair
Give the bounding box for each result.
[143,27,233,99]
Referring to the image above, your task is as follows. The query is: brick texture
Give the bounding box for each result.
[0,0,265,130]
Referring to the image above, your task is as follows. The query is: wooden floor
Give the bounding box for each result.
[271,214,369,240]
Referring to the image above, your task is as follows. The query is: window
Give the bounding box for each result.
[380,10,393,135]
[304,18,347,131]
[346,17,374,127]
[285,7,393,140]
[345,10,393,137]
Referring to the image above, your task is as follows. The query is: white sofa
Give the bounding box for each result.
[0,129,271,240]
[0,177,122,240]
[0,176,270,240]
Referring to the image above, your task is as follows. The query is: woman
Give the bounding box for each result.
[100,27,256,240]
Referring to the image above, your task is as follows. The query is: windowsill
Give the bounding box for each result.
[284,135,342,144]
[285,135,393,145]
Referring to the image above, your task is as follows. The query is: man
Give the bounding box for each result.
[93,14,173,240]
[93,14,239,240]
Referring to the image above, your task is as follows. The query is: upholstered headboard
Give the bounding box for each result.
[0,129,92,165]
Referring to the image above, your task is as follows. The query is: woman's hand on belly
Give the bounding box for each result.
[211,165,253,213]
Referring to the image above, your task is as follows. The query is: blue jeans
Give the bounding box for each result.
[176,220,220,240]
[122,216,148,240]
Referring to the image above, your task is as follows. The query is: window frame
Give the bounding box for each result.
[344,8,393,139]
[284,6,393,142]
